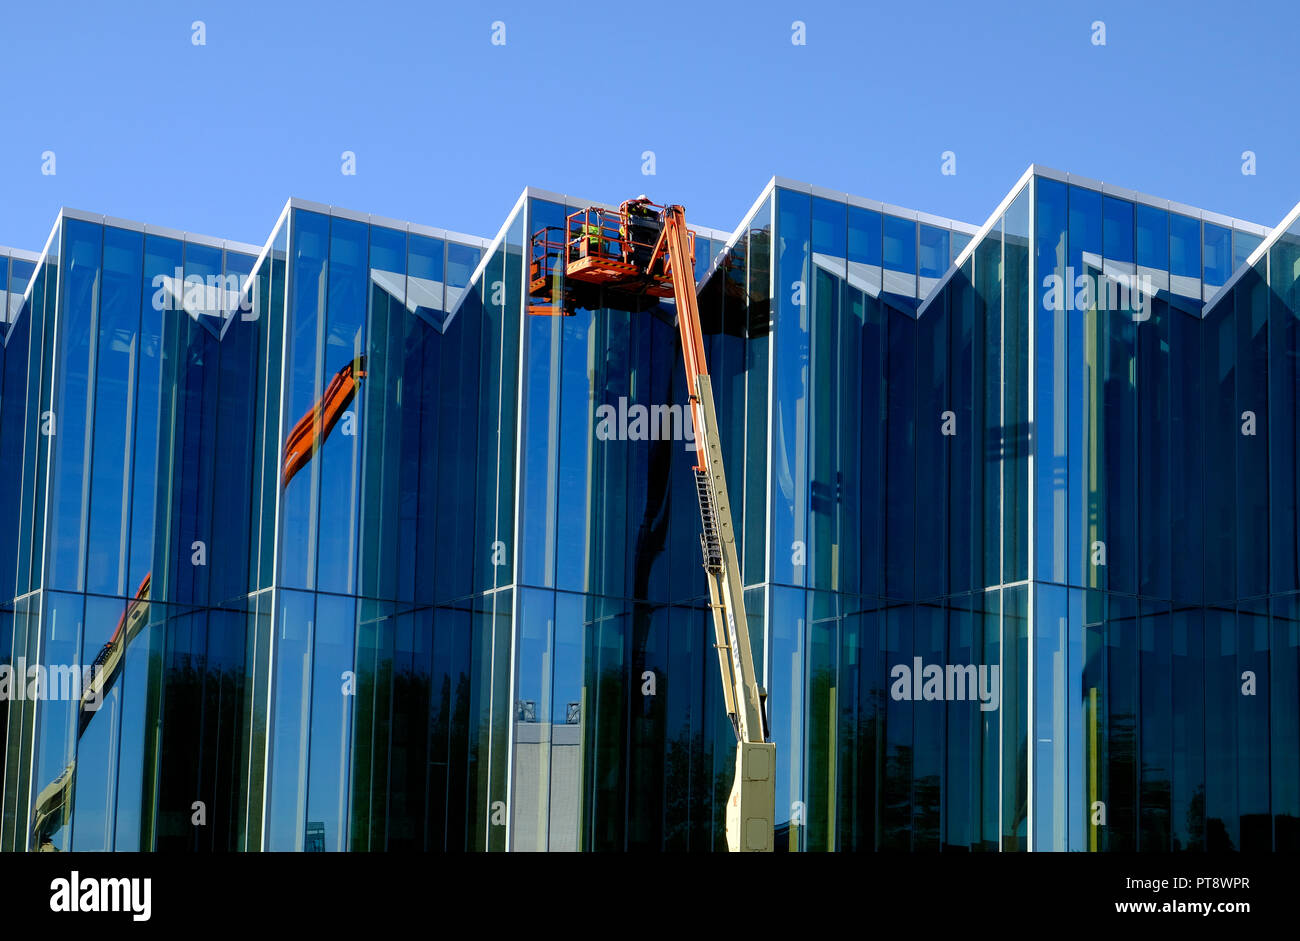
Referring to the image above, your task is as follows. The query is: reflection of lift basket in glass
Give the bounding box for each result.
[528,198,776,852]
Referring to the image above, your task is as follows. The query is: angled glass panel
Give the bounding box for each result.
[407,233,447,329]
[1102,196,1134,264]
[1169,213,1201,296]
[314,216,367,597]
[279,210,330,591]
[918,224,949,280]
[445,241,481,315]
[882,215,916,298]
[1233,230,1263,271]
[1136,204,1169,271]
[85,226,144,597]
[771,188,810,587]
[1203,222,1232,288]
[47,220,103,593]
[847,206,882,267]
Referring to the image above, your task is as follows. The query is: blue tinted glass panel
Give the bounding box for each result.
[771,188,810,586]
[85,226,144,597]
[224,250,254,278]
[1068,186,1102,256]
[1102,196,1134,264]
[446,242,480,312]
[186,242,221,276]
[130,235,183,593]
[1034,176,1068,584]
[279,210,330,590]
[47,219,102,591]
[1135,204,1168,270]
[1034,585,1068,849]
[882,216,916,273]
[951,231,971,261]
[306,593,355,850]
[1233,231,1262,270]
[918,225,949,278]
[810,197,845,257]
[408,233,445,324]
[369,225,405,273]
[314,216,368,595]
[847,206,881,266]
[408,234,444,282]
[1066,185,1100,584]
[1203,223,1232,287]
[1169,214,1200,279]
[267,590,314,849]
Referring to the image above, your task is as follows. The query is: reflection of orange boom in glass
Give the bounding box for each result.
[32,357,364,849]
[79,573,153,738]
[32,573,151,849]
[282,356,366,487]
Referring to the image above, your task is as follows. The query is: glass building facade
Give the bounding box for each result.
[918,168,1294,851]
[1,171,1297,851]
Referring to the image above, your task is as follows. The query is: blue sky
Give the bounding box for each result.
[0,0,1296,250]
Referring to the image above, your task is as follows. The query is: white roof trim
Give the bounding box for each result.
[283,196,488,248]
[770,174,979,233]
[918,165,1036,315]
[0,246,42,263]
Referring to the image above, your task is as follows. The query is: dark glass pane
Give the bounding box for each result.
[1138,603,1172,850]
[1003,191,1030,584]
[1034,176,1069,584]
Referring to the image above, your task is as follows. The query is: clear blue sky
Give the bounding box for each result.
[1,0,1296,250]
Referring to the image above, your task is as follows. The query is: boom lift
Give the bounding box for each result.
[529,199,775,852]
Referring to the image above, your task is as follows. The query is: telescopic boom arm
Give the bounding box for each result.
[648,205,775,852]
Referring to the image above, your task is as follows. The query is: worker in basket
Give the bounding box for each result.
[574,217,605,260]
[622,196,659,270]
